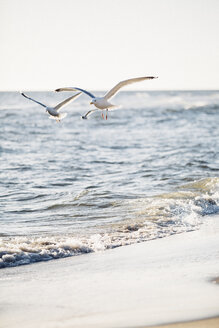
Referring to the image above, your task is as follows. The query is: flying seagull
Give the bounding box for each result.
[55,76,158,120]
[21,92,81,122]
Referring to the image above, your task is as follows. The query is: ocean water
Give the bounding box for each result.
[0,90,219,268]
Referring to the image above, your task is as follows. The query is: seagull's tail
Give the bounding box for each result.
[50,113,67,120]
[108,104,121,111]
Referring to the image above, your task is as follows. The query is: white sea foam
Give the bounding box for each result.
[1,178,218,268]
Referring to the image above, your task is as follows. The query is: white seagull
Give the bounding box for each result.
[21,92,81,122]
[55,76,158,120]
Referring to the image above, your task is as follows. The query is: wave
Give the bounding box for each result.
[125,90,219,112]
[0,177,219,269]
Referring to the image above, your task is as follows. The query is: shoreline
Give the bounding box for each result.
[145,317,219,328]
[147,317,219,328]
[1,215,219,328]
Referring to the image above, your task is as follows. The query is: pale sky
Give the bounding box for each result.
[0,0,219,91]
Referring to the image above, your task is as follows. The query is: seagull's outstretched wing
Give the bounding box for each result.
[81,109,98,119]
[21,92,47,108]
[54,92,82,111]
[104,76,158,100]
[55,87,95,99]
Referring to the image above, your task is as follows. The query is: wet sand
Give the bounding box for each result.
[149,317,219,328]
[1,215,219,328]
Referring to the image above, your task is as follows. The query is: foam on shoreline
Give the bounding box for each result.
[1,214,219,328]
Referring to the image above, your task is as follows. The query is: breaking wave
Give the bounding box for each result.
[1,177,218,269]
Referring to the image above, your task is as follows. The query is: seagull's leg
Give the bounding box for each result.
[106,109,108,120]
[101,111,104,119]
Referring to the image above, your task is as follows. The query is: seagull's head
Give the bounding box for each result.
[90,99,96,105]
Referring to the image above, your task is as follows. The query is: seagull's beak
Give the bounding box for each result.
[90,101,93,105]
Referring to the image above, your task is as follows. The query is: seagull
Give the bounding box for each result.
[55,76,158,120]
[21,92,81,122]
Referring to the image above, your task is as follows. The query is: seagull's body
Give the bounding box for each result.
[21,92,81,122]
[55,76,158,119]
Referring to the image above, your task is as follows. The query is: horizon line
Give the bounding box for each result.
[0,88,219,93]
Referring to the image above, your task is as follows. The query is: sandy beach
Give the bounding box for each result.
[149,317,219,328]
[1,214,219,328]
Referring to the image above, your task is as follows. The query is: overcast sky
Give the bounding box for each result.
[0,0,218,91]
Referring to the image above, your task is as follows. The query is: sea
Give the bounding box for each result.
[0,90,219,268]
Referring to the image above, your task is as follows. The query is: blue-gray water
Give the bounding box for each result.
[0,90,219,268]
